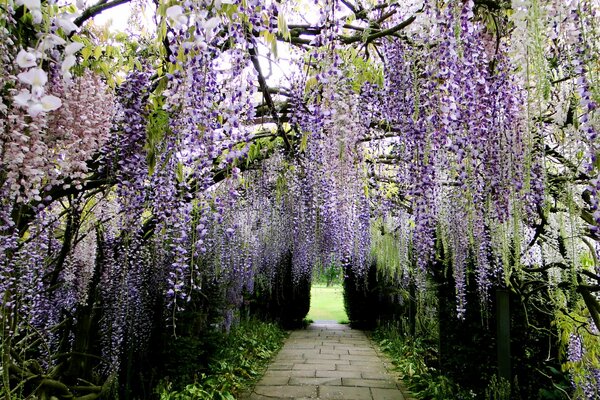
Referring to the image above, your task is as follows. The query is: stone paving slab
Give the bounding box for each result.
[242,322,415,400]
[265,370,317,378]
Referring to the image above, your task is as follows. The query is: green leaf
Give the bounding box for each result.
[277,13,290,41]
[176,161,184,183]
[81,46,92,62]
[93,45,103,59]
[300,132,309,152]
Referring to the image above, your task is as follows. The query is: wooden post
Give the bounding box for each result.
[496,288,511,383]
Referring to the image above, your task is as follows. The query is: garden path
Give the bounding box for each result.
[243,321,415,400]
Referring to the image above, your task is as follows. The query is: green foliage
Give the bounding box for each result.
[373,325,475,400]
[343,259,403,329]
[156,318,286,399]
[485,375,511,400]
[74,28,157,87]
[244,134,283,168]
[370,221,403,277]
[247,251,311,328]
[556,301,600,399]
[339,46,384,92]
[157,382,232,400]
[146,109,169,175]
[313,261,343,286]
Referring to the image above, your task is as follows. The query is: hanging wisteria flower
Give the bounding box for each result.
[65,41,84,55]
[0,0,599,396]
[13,68,62,115]
[54,12,80,35]
[18,67,47,95]
[13,89,61,116]
[60,42,84,80]
[166,5,187,30]
[38,33,66,52]
[16,48,38,68]
[15,0,42,23]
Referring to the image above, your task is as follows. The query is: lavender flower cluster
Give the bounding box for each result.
[361,1,534,315]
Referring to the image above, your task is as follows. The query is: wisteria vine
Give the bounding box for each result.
[1,0,599,398]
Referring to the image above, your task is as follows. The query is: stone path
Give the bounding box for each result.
[243,321,414,400]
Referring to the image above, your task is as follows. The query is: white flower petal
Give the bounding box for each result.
[203,17,220,31]
[166,5,187,28]
[39,34,66,51]
[31,84,44,98]
[40,95,62,112]
[23,0,41,9]
[166,5,183,19]
[13,90,32,107]
[65,41,84,55]
[16,49,37,68]
[62,55,77,73]
[177,15,187,25]
[27,102,44,117]
[17,68,47,87]
[31,9,42,24]
[56,17,79,34]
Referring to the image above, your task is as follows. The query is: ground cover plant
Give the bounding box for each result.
[1,0,599,399]
[373,325,470,400]
[155,318,286,400]
[374,318,571,399]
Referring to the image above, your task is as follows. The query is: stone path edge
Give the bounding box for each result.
[367,332,417,400]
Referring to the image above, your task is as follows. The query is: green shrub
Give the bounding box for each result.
[485,375,511,400]
[313,261,344,286]
[247,251,310,328]
[156,318,286,399]
[343,259,403,329]
[373,325,475,400]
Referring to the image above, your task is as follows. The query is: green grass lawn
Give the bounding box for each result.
[307,285,348,323]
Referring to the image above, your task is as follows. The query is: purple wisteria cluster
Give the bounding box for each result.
[155,0,279,322]
[0,202,79,371]
[567,330,600,399]
[367,0,531,314]
[570,3,600,234]
[288,86,371,277]
[108,70,151,228]
[94,70,159,371]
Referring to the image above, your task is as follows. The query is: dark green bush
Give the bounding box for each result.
[247,251,310,328]
[431,261,569,399]
[343,259,403,329]
[156,318,286,399]
[373,324,475,400]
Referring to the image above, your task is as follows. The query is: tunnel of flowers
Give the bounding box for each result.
[1,0,599,398]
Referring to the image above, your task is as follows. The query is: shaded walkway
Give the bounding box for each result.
[244,322,414,400]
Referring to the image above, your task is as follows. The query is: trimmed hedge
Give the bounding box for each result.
[248,251,310,328]
[343,259,403,329]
